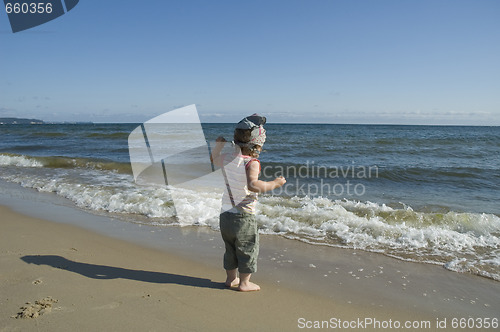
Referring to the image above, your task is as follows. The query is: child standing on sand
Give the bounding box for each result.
[211,114,286,292]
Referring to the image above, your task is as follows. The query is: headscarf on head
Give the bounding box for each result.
[234,114,267,148]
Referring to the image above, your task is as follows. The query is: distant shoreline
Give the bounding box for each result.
[0,117,44,124]
[0,117,93,125]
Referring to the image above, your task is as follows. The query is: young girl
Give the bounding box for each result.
[211,114,286,291]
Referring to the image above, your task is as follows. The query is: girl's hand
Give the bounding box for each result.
[274,176,286,188]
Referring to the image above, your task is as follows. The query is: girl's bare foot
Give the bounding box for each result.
[225,277,240,288]
[238,281,260,292]
[225,269,239,287]
[238,272,259,291]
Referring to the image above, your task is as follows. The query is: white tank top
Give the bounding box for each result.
[221,152,260,214]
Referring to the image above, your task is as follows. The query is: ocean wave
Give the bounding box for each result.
[0,153,131,173]
[0,153,43,167]
[256,196,500,280]
[0,168,221,227]
[27,132,68,138]
[84,132,129,139]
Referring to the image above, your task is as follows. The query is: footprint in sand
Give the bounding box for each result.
[13,297,58,319]
[91,302,121,310]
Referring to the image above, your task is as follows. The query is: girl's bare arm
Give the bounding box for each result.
[247,160,286,193]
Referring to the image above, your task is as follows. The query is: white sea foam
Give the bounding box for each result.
[259,196,500,251]
[0,167,222,228]
[0,154,43,167]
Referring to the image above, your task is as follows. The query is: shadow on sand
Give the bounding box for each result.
[21,255,225,290]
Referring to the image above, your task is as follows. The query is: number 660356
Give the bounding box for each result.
[6,2,53,14]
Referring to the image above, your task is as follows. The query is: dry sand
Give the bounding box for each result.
[1,205,499,331]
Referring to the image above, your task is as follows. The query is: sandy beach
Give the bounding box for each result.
[1,191,499,331]
[2,0,499,330]
[0,205,338,331]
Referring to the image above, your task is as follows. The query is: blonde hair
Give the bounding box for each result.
[240,145,261,158]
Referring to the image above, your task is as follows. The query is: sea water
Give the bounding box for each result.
[1,123,499,281]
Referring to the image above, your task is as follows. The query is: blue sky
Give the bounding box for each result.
[1,0,499,125]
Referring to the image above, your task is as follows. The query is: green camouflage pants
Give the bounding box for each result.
[220,211,259,273]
